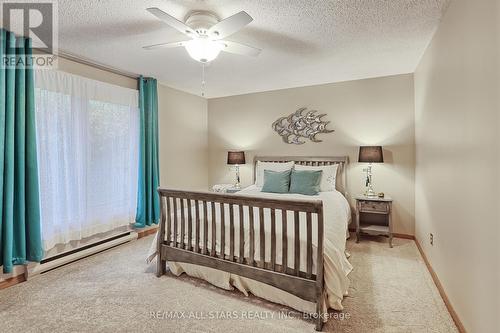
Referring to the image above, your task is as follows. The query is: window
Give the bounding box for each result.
[35,70,139,251]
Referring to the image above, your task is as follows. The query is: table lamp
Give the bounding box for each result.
[227,151,245,189]
[358,146,384,197]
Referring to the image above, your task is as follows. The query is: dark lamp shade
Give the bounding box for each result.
[227,151,246,165]
[358,146,384,163]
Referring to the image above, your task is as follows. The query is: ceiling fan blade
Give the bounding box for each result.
[147,7,197,37]
[143,41,188,50]
[208,11,253,39]
[220,40,261,57]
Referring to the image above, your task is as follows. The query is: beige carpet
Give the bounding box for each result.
[0,235,457,333]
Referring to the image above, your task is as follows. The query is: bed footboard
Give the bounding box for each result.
[156,188,325,331]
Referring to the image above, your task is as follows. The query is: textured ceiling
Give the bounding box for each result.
[56,0,449,98]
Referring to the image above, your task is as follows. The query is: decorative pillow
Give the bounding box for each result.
[255,161,294,187]
[294,164,338,192]
[261,170,291,193]
[289,170,322,195]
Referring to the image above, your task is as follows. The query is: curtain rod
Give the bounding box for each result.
[35,48,140,80]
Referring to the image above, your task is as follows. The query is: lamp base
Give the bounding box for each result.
[364,164,377,197]
[365,183,377,197]
[234,164,241,189]
[364,189,377,197]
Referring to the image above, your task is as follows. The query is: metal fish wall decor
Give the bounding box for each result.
[272,107,334,144]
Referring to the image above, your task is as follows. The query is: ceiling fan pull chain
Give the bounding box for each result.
[201,63,206,97]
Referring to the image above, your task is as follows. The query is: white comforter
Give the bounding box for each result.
[147,185,352,313]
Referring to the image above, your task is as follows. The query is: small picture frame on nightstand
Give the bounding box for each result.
[355,195,393,247]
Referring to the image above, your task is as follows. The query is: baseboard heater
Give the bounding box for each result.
[29,230,138,277]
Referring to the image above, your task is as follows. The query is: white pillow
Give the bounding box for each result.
[294,164,339,192]
[255,161,294,187]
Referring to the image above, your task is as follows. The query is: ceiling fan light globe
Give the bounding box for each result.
[185,39,223,63]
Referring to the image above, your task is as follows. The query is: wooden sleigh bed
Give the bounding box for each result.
[155,156,348,331]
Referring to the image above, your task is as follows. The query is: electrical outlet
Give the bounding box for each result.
[430,233,434,246]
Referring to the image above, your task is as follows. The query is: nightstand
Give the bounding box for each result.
[355,195,393,247]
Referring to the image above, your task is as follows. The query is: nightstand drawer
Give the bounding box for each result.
[359,201,389,213]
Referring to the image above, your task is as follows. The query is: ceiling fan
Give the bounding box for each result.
[143,8,261,63]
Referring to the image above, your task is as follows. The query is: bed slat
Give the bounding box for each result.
[220,202,225,259]
[187,199,192,250]
[195,200,200,253]
[203,201,208,255]
[229,204,235,261]
[180,199,185,249]
[249,207,255,266]
[173,198,178,248]
[166,197,171,246]
[211,202,216,257]
[282,210,287,273]
[259,207,265,268]
[306,212,313,278]
[270,208,276,271]
[294,211,300,276]
[239,205,244,263]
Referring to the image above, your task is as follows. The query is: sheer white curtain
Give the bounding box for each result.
[34,70,139,251]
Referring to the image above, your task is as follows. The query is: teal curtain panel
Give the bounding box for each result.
[0,29,43,273]
[135,76,160,228]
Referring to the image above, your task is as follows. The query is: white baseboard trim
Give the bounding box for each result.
[28,231,138,278]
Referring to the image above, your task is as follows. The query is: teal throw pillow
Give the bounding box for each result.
[261,170,291,193]
[289,170,322,195]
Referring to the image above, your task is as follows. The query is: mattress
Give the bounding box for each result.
[147,185,352,313]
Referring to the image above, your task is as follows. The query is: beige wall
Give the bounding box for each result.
[208,74,415,235]
[157,84,208,191]
[414,0,499,331]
